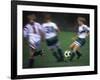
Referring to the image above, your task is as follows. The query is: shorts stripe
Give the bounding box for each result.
[74,41,81,46]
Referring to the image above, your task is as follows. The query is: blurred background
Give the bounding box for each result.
[23,11,90,32]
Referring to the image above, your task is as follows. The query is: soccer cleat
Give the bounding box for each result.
[57,48,65,62]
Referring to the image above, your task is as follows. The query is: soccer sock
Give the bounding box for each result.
[28,58,34,68]
[52,51,60,61]
[76,50,82,59]
[69,51,75,61]
[57,48,64,60]
[76,51,81,56]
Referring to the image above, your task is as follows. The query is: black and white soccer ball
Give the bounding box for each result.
[64,50,72,58]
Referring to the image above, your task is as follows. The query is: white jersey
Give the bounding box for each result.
[42,22,58,39]
[24,22,42,42]
[77,24,90,39]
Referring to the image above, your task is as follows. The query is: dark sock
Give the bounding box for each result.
[28,58,34,68]
[76,51,81,55]
[69,52,75,61]
[76,51,82,59]
[57,48,64,61]
[52,51,60,61]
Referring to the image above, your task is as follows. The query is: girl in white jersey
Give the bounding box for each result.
[68,17,90,61]
[42,14,64,62]
[24,14,44,68]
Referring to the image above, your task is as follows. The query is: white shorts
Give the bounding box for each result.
[29,37,41,49]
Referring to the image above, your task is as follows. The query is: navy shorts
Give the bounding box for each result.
[74,38,86,47]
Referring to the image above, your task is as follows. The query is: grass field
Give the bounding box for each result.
[23,31,90,68]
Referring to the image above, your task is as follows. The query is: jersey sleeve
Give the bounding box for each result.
[38,23,44,31]
[41,24,45,32]
[37,23,45,35]
[23,25,29,38]
[85,25,90,32]
[52,23,58,30]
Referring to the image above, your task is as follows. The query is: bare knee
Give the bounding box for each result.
[69,43,75,49]
[73,45,80,52]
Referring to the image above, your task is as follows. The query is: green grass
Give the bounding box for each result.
[23,31,89,68]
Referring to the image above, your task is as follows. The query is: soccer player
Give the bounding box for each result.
[42,14,64,62]
[68,17,90,61]
[23,14,44,68]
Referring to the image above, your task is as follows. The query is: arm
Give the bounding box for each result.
[23,26,29,38]
[56,26,61,33]
[38,24,45,41]
[39,29,45,41]
[85,25,90,37]
[53,23,61,33]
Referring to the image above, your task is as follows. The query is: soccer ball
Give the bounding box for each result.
[64,50,72,58]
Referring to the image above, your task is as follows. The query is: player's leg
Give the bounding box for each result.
[46,36,63,62]
[69,44,80,61]
[49,47,61,62]
[69,38,85,61]
[28,46,36,68]
[53,36,64,61]
[56,44,64,61]
[49,45,64,62]
[69,42,76,50]
[46,37,60,61]
[28,39,45,68]
[75,38,85,59]
[68,42,76,61]
[28,37,41,68]
[76,49,82,59]
[34,41,45,56]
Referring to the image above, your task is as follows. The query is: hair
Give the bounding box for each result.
[44,14,51,20]
[27,14,36,21]
[77,17,86,24]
